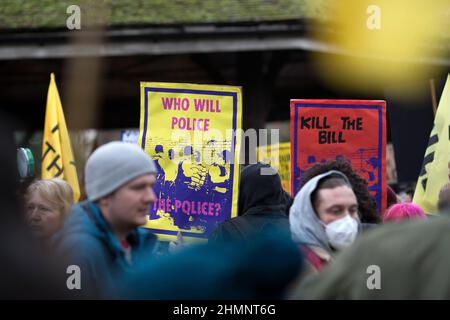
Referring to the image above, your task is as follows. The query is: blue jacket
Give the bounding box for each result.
[55,200,158,298]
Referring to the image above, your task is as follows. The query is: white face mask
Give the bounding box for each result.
[324,214,358,250]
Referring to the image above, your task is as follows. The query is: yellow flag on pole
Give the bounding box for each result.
[413,74,450,214]
[41,73,80,202]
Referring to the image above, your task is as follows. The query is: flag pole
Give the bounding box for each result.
[430,78,438,116]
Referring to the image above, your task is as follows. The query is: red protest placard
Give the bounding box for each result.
[290,99,387,214]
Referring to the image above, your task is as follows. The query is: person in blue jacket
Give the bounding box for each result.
[55,142,159,298]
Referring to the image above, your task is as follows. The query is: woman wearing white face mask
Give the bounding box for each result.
[289,170,359,275]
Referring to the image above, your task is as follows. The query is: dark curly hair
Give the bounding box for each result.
[299,160,380,224]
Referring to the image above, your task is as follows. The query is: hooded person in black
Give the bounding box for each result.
[209,163,291,243]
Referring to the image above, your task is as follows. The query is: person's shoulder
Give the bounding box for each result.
[378,217,450,246]
[56,202,107,254]
[57,229,105,255]
[64,201,92,226]
[136,228,158,247]
[219,217,245,232]
[209,218,242,243]
[358,222,379,233]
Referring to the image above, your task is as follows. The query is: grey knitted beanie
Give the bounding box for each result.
[85,141,157,201]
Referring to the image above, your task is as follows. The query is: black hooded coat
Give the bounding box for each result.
[210,163,291,242]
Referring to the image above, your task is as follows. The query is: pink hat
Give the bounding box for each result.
[383,203,427,222]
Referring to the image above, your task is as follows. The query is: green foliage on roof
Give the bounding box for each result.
[0,0,328,30]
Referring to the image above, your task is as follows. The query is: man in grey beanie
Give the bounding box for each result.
[55,141,159,298]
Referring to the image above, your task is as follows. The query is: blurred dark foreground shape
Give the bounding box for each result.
[0,113,68,299]
[120,232,303,300]
[292,216,450,299]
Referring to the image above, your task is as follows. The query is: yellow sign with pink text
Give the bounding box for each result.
[139,82,242,242]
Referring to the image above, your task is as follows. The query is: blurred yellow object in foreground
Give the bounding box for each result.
[311,0,449,91]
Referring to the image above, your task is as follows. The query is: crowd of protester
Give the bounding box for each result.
[4,112,450,299]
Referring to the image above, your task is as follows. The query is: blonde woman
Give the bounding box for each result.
[26,178,73,240]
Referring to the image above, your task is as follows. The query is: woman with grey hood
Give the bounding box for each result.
[289,170,360,275]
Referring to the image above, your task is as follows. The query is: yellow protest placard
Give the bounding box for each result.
[257,142,291,195]
[139,82,242,242]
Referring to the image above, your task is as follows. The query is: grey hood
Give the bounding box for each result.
[289,170,351,251]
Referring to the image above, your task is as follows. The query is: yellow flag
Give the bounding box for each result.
[413,74,450,214]
[41,73,80,202]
